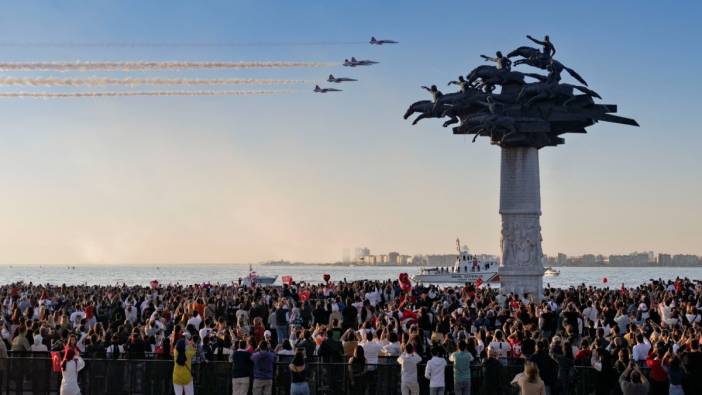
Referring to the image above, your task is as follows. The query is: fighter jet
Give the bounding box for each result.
[370,36,398,45]
[343,57,379,67]
[314,85,342,93]
[327,74,358,83]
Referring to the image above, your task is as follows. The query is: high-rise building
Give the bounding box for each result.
[388,252,400,265]
[354,247,371,263]
[672,254,699,266]
[658,253,672,266]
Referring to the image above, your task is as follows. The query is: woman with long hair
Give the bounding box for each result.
[289,349,310,395]
[59,348,85,395]
[512,361,545,395]
[348,345,367,395]
[172,336,196,395]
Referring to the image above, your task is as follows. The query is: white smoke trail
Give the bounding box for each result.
[0,77,308,87]
[0,61,337,72]
[0,41,366,48]
[0,90,294,99]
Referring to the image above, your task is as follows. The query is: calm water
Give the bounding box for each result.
[1,264,701,288]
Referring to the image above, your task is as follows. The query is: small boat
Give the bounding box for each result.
[544,266,560,277]
[412,239,499,284]
[242,264,277,286]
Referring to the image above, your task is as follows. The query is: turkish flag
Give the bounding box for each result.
[281,275,293,285]
[51,352,62,373]
[476,277,483,288]
[300,290,310,302]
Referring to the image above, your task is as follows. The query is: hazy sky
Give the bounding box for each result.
[0,1,700,264]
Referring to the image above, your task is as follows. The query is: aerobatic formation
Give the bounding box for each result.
[0,35,396,98]
[403,35,639,148]
[313,36,389,93]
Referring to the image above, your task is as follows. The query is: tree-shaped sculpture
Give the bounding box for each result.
[404,36,638,298]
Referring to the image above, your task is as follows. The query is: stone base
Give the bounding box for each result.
[499,273,544,299]
[499,147,544,300]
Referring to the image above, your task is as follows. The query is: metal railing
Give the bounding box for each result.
[0,354,617,395]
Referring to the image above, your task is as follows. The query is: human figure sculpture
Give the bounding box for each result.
[526,35,556,59]
[447,76,471,93]
[421,84,443,103]
[480,51,512,71]
[405,36,638,149]
[477,95,501,114]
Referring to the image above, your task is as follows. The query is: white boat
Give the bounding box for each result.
[412,239,499,284]
[242,265,278,286]
[544,266,560,277]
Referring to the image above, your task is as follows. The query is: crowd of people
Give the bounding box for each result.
[2,276,702,395]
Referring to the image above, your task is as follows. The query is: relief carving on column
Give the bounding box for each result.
[501,214,542,268]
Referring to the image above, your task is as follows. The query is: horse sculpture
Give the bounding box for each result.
[518,82,601,107]
[403,90,484,126]
[507,46,588,86]
[466,65,528,87]
[403,36,638,149]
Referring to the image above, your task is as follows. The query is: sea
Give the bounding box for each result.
[1,264,701,288]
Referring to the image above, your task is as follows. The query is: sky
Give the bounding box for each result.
[0,1,700,265]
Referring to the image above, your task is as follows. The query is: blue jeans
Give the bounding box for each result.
[429,388,445,395]
[277,325,288,344]
[454,379,471,395]
[290,382,310,395]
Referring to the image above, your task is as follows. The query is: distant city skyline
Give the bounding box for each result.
[0,1,700,265]
[340,247,702,267]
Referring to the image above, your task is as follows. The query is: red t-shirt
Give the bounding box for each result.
[575,349,591,362]
[509,339,522,357]
[646,357,668,382]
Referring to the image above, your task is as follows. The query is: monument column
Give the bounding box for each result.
[404,36,638,300]
[499,147,544,299]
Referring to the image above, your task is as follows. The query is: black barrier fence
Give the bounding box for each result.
[0,354,613,395]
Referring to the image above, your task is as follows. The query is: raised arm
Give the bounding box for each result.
[526,35,546,46]
[480,55,497,62]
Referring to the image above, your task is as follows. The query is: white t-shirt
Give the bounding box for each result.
[69,311,86,325]
[382,342,402,356]
[632,341,651,361]
[362,341,383,370]
[424,356,447,388]
[199,327,213,340]
[583,307,599,323]
[187,315,203,329]
[488,340,512,358]
[397,352,422,383]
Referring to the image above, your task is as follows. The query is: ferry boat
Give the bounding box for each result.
[544,266,560,277]
[242,264,278,286]
[412,239,499,284]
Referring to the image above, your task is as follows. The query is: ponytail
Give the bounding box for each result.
[175,339,187,366]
